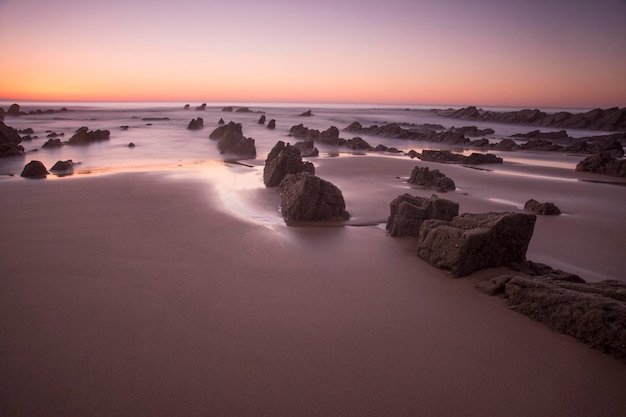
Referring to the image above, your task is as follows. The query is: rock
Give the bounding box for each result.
[0,120,25,156]
[267,119,276,129]
[218,118,225,125]
[46,132,63,138]
[66,127,110,145]
[258,115,266,124]
[575,152,626,177]
[407,166,455,192]
[519,139,564,152]
[221,106,233,112]
[300,110,313,117]
[263,141,315,187]
[7,103,21,116]
[406,150,420,159]
[20,160,49,178]
[195,103,207,111]
[210,122,256,158]
[120,126,129,131]
[50,160,74,171]
[511,130,569,140]
[18,128,34,134]
[452,126,495,137]
[464,152,503,164]
[184,104,190,110]
[491,138,519,151]
[386,194,459,237]
[524,199,561,215]
[142,117,170,122]
[420,150,502,165]
[187,117,204,130]
[128,142,136,148]
[417,212,537,277]
[477,274,626,362]
[293,138,319,157]
[42,138,63,149]
[278,172,349,222]
[346,137,372,150]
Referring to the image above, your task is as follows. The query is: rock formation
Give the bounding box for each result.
[417,212,536,277]
[209,121,256,158]
[345,137,372,150]
[20,160,49,178]
[575,152,626,177]
[258,115,266,124]
[66,127,110,145]
[293,138,319,157]
[42,138,63,149]
[50,160,74,172]
[195,103,207,111]
[524,199,561,215]
[263,141,315,187]
[187,117,204,130]
[267,119,276,129]
[300,110,313,117]
[420,150,503,165]
[386,194,459,237]
[407,166,455,192]
[0,120,24,156]
[278,172,349,223]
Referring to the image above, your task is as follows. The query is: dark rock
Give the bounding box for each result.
[420,150,502,165]
[258,115,266,124]
[120,126,129,131]
[407,166,455,192]
[576,152,626,177]
[66,127,110,145]
[407,150,420,159]
[346,137,372,150]
[386,194,459,237]
[263,141,315,187]
[470,138,490,147]
[196,103,207,111]
[210,122,256,158]
[511,130,569,140]
[519,139,564,152]
[46,132,64,138]
[7,103,21,116]
[187,117,204,130]
[50,160,74,171]
[18,128,34,134]
[278,172,349,222]
[20,160,49,178]
[236,107,252,113]
[300,110,313,117]
[524,199,561,215]
[218,118,225,125]
[128,142,136,148]
[0,120,25,156]
[42,138,63,149]
[464,152,503,164]
[477,274,626,362]
[491,138,519,151]
[184,104,190,110]
[293,138,319,157]
[221,106,233,112]
[267,119,276,129]
[417,212,536,277]
[452,126,495,137]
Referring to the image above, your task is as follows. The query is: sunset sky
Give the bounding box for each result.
[1,0,625,108]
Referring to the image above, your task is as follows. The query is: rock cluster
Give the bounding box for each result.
[419,150,503,165]
[20,160,49,178]
[187,117,204,130]
[438,106,626,131]
[67,127,110,145]
[0,120,24,156]
[386,194,459,237]
[1,103,69,117]
[477,273,626,362]
[290,124,346,146]
[417,212,536,277]
[278,172,349,223]
[575,152,626,177]
[524,199,561,215]
[263,141,315,187]
[209,122,256,158]
[293,138,319,157]
[345,121,470,144]
[407,166,455,192]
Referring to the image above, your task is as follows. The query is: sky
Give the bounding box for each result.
[1,0,625,108]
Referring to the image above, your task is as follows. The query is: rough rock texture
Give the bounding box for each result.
[278,172,349,223]
[187,117,204,130]
[258,115,266,124]
[20,160,49,178]
[67,127,110,145]
[42,138,63,149]
[407,166,455,192]
[477,274,626,362]
[50,160,74,172]
[524,199,561,215]
[263,141,315,187]
[267,119,276,129]
[420,150,503,165]
[511,129,569,140]
[195,103,207,111]
[209,122,256,158]
[290,124,347,146]
[386,194,459,237]
[575,152,626,177]
[346,137,372,150]
[418,212,537,277]
[0,120,24,156]
[293,138,319,157]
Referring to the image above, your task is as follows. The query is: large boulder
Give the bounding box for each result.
[575,152,626,177]
[524,199,561,215]
[477,274,626,363]
[7,103,22,116]
[20,160,49,178]
[0,120,24,156]
[66,127,110,145]
[210,122,256,158]
[407,166,455,192]
[278,172,349,223]
[386,194,459,237]
[417,212,536,277]
[187,117,204,130]
[263,141,314,187]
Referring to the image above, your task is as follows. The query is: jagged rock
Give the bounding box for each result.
[267,119,276,129]
[221,106,233,112]
[263,141,315,187]
[0,107,4,120]
[235,107,251,112]
[210,122,256,158]
[50,160,74,171]
[575,152,626,177]
[417,212,537,277]
[258,115,266,124]
[218,118,225,125]
[42,138,63,149]
[346,137,372,150]
[187,117,204,130]
[0,120,24,156]
[565,136,624,157]
[491,138,519,151]
[293,138,319,157]
[451,126,495,137]
[184,104,190,110]
[524,199,561,215]
[20,160,49,178]
[66,127,110,145]
[407,166,455,192]
[374,144,402,153]
[470,138,490,147]
[464,152,503,164]
[406,150,420,159]
[511,130,569,140]
[300,110,313,117]
[278,172,349,223]
[420,150,503,165]
[519,139,564,152]
[7,103,21,116]
[195,103,207,111]
[386,194,459,237]
[46,132,63,138]
[477,274,626,362]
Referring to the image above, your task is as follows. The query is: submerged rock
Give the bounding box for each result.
[66,127,110,145]
[407,166,455,192]
[210,121,256,158]
[524,199,561,215]
[187,117,204,130]
[0,120,25,156]
[386,194,459,237]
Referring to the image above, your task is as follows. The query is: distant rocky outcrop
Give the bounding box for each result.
[407,166,456,192]
[278,172,349,223]
[196,103,207,111]
[290,124,347,146]
[345,121,470,144]
[187,117,204,130]
[258,115,266,124]
[0,120,24,156]
[267,119,276,129]
[50,160,74,172]
[346,137,372,150]
[42,138,63,149]
[66,127,110,145]
[221,106,233,112]
[477,273,626,363]
[437,106,626,132]
[3,103,69,117]
[373,144,403,153]
[417,212,536,277]
[511,129,569,140]
[524,199,561,215]
[419,150,503,165]
[235,107,252,113]
[300,110,313,117]
[263,141,315,187]
[20,160,49,178]
[209,121,256,158]
[386,194,459,237]
[293,138,319,157]
[184,104,190,110]
[575,152,626,177]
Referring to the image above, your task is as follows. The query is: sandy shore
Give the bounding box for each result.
[1,156,625,416]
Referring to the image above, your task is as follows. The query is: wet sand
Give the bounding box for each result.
[1,156,625,416]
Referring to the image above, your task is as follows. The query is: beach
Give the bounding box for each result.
[1,151,625,416]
